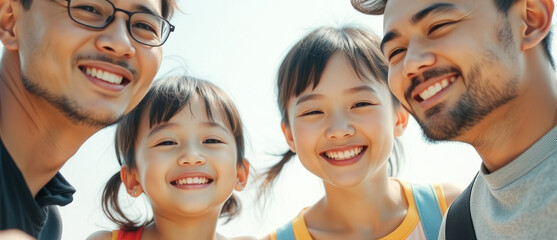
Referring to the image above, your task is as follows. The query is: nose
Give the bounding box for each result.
[95,15,136,58]
[402,38,435,79]
[177,145,206,166]
[325,111,355,140]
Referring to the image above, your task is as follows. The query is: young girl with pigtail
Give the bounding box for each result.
[88,76,254,240]
[260,26,462,240]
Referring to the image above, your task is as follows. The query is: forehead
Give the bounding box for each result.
[112,0,163,15]
[383,0,479,31]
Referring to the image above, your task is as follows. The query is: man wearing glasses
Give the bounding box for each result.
[0,0,177,239]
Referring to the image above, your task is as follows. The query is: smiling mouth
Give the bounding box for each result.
[414,75,457,103]
[79,66,130,85]
[321,146,366,160]
[171,177,213,186]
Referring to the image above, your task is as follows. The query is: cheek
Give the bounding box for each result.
[291,122,319,148]
[388,70,405,101]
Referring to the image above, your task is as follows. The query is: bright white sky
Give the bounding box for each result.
[57,1,556,239]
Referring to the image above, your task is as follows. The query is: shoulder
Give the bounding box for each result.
[87,230,114,240]
[439,182,464,206]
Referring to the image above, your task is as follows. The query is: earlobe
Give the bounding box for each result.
[393,106,409,137]
[234,159,250,191]
[281,122,296,153]
[0,0,18,50]
[520,0,554,51]
[120,166,143,197]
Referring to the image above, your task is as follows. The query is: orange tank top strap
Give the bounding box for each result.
[112,226,144,240]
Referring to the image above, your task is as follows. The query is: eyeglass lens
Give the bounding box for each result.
[69,0,171,46]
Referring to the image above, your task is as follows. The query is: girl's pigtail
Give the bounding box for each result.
[257,149,297,201]
[101,172,143,231]
[220,193,241,223]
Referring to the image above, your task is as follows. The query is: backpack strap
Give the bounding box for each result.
[411,183,443,240]
[274,220,296,240]
[445,174,478,240]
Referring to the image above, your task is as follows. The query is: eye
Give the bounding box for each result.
[203,138,224,144]
[299,110,323,117]
[388,48,406,61]
[155,140,177,146]
[351,101,374,109]
[72,4,103,15]
[428,21,455,35]
[132,22,158,34]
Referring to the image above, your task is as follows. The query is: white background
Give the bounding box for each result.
[57,1,555,239]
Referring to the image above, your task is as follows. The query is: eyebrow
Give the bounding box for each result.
[380,3,457,53]
[295,85,377,106]
[296,94,324,106]
[380,31,400,53]
[411,3,457,24]
[148,122,177,138]
[344,85,377,94]
[134,3,159,16]
[200,121,230,134]
[147,121,230,137]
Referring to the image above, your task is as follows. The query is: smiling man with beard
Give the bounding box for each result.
[352,0,557,239]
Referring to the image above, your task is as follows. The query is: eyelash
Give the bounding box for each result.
[203,138,224,144]
[155,140,177,146]
[428,21,455,35]
[388,48,406,61]
[352,102,375,108]
[300,110,323,117]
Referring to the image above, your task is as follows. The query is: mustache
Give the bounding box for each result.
[404,66,460,100]
[75,55,138,80]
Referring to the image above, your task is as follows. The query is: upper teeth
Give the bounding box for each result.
[419,76,456,101]
[85,67,123,84]
[174,177,209,185]
[324,146,364,160]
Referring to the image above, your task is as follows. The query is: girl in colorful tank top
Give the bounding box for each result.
[259,26,462,240]
[87,76,254,240]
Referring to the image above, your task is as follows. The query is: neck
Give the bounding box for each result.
[147,209,223,240]
[0,51,99,197]
[308,173,406,238]
[462,56,557,172]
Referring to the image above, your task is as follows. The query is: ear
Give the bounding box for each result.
[0,0,18,50]
[120,166,143,197]
[280,122,296,153]
[234,159,250,191]
[393,105,409,137]
[519,0,554,51]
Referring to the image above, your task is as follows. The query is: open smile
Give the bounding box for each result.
[320,146,367,166]
[79,66,130,86]
[170,173,214,190]
[413,74,457,103]
[171,176,213,186]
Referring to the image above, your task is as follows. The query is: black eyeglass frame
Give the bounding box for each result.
[66,0,175,47]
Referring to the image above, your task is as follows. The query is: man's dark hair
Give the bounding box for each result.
[19,0,177,18]
[351,0,554,68]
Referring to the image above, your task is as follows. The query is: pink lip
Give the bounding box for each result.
[320,145,367,167]
[170,172,214,190]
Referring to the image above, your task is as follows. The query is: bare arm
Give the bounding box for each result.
[441,182,464,206]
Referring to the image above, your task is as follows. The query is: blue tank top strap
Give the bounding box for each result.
[275,220,296,240]
[411,183,443,240]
